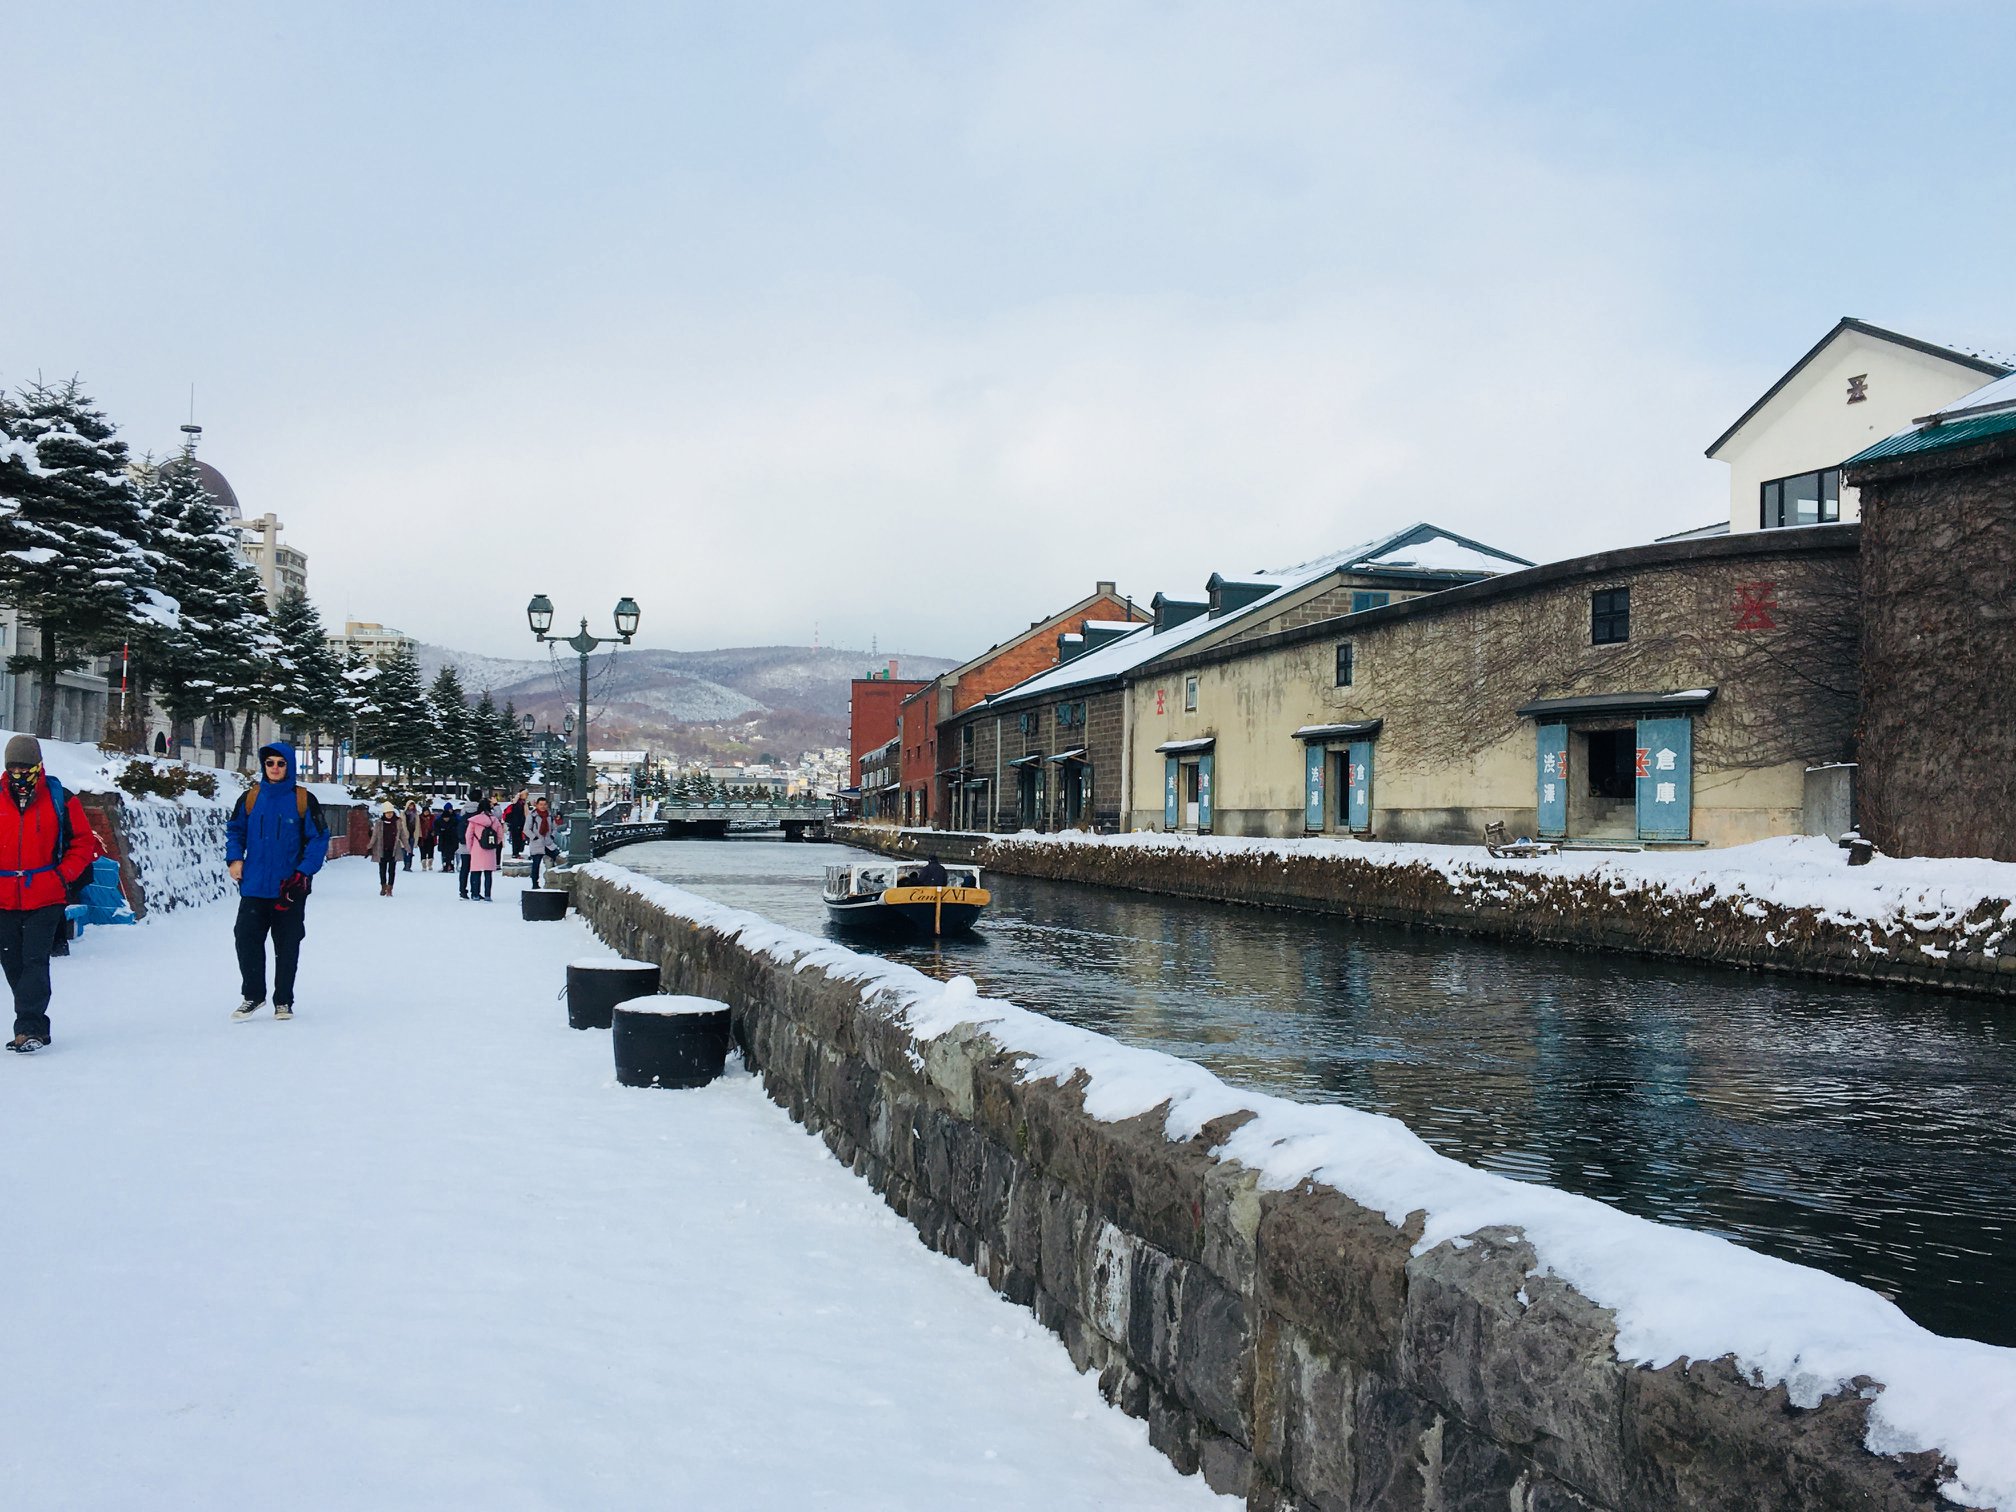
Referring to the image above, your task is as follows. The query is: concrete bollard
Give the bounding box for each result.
[522,888,569,921]
[612,995,733,1089]
[565,958,661,1030]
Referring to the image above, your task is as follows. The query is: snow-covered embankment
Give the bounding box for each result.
[851,826,2016,996]
[572,860,2016,1511]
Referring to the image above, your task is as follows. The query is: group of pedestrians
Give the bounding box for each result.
[3,740,573,1053]
[357,789,561,901]
[367,789,560,901]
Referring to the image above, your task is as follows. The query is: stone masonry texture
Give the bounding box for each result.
[1851,438,2016,862]
[567,868,1968,1509]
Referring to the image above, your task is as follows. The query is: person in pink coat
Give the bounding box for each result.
[460,798,507,902]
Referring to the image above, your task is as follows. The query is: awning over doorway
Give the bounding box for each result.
[1515,689,1716,720]
[1006,754,1045,769]
[1046,748,1088,764]
[1292,719,1383,743]
[1155,737,1216,754]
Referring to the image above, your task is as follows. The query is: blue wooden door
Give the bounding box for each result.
[1635,717,1692,840]
[1304,745,1326,830]
[1346,741,1372,831]
[1164,757,1179,829]
[1197,752,1214,831]
[1536,723,1568,838]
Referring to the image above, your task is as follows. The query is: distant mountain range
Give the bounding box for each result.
[415,644,958,763]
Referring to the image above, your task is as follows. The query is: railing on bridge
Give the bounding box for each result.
[587,821,674,858]
[657,799,831,819]
[580,800,834,857]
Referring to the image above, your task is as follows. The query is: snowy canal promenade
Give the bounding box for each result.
[0,857,1224,1511]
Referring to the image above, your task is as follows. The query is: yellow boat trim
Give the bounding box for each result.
[879,886,992,907]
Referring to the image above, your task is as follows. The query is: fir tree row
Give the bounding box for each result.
[0,376,531,791]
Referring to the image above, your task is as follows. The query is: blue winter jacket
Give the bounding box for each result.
[224,741,330,899]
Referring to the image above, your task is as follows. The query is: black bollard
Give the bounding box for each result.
[566,958,662,1030]
[522,888,569,921]
[613,995,733,1089]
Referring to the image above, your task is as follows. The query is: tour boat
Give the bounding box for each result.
[821,860,991,935]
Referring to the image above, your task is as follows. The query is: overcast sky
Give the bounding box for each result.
[6,2,2013,662]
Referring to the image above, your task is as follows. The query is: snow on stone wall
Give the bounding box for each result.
[845,826,2016,997]
[113,797,234,916]
[571,863,2016,1511]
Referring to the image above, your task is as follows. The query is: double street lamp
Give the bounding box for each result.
[527,594,640,866]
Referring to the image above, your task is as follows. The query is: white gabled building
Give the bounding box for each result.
[1702,317,2009,536]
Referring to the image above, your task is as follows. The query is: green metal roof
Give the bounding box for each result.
[1846,408,2016,468]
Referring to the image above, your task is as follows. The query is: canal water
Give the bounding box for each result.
[614,837,2016,1348]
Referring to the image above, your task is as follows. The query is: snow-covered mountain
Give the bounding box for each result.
[415,643,958,761]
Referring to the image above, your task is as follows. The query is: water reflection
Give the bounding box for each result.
[616,837,2016,1346]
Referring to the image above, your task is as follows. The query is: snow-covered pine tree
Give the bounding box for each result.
[118,458,182,752]
[337,649,381,781]
[143,447,274,767]
[265,587,349,776]
[427,665,475,787]
[0,379,157,736]
[470,689,510,791]
[500,699,532,790]
[360,641,428,779]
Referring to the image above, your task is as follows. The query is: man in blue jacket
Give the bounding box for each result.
[225,741,329,1021]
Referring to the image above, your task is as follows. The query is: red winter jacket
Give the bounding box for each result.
[0,779,102,911]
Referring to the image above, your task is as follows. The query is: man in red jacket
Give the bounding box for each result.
[0,735,102,1053]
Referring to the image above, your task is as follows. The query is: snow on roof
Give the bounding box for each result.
[990,524,1522,705]
[1080,620,1139,633]
[1359,535,1528,574]
[1847,369,2016,468]
[1918,369,2016,424]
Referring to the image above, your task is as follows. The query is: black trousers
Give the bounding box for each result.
[467,867,493,899]
[378,855,399,889]
[458,853,471,896]
[235,895,308,1006]
[528,854,545,888]
[0,904,64,1040]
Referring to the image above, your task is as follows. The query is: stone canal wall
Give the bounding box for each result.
[567,863,2001,1511]
[834,824,2016,1000]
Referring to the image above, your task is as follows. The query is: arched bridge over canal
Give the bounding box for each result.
[586,800,831,855]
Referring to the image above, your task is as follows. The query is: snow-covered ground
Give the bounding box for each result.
[0,859,1226,1511]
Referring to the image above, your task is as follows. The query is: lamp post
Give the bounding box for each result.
[527,594,640,865]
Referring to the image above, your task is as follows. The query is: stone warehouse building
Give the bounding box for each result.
[1846,370,2016,861]
[1127,527,1861,846]
[945,525,1529,833]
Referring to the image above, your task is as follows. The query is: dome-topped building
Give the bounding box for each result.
[188,458,242,520]
[140,438,304,605]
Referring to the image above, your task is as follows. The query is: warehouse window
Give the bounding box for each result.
[1591,588,1630,645]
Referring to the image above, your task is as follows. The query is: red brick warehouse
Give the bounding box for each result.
[897,582,1144,827]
